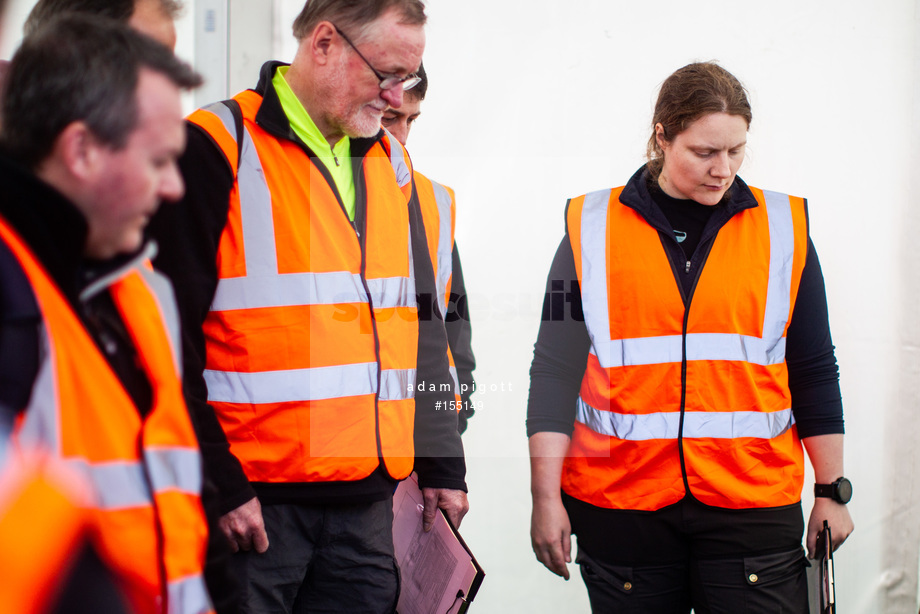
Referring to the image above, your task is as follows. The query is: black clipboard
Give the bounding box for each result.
[816,520,835,614]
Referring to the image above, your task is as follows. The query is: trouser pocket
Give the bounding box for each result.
[693,547,809,614]
[576,548,690,613]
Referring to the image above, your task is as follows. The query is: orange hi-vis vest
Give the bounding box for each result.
[0,219,213,614]
[0,455,95,614]
[188,92,419,484]
[414,171,461,400]
[563,186,809,511]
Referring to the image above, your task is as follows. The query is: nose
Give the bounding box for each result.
[159,162,185,203]
[382,85,404,110]
[711,152,731,179]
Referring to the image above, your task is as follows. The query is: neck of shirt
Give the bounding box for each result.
[648,178,721,259]
[272,66,357,221]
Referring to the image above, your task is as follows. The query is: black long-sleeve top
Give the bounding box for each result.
[446,242,476,433]
[527,168,844,439]
[147,62,466,515]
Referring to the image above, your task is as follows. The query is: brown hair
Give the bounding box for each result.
[646,62,752,181]
[292,0,425,43]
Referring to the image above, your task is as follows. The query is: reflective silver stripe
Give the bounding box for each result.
[211,271,367,311]
[168,574,214,614]
[145,448,203,496]
[576,397,794,440]
[134,264,183,375]
[201,102,237,146]
[0,408,13,470]
[581,190,797,369]
[201,102,279,278]
[578,190,614,363]
[385,129,412,188]
[430,180,454,316]
[19,326,61,451]
[204,364,417,404]
[685,333,786,366]
[366,275,416,309]
[761,190,796,350]
[80,242,157,302]
[68,459,152,510]
[379,369,417,402]
[591,333,786,368]
[205,363,377,404]
[210,270,415,312]
[238,123,278,278]
[448,366,460,396]
[591,335,684,368]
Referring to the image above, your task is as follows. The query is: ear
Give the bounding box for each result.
[310,21,338,66]
[654,122,669,151]
[54,121,103,181]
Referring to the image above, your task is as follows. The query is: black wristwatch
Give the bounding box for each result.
[814,477,852,504]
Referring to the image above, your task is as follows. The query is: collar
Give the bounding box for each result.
[0,153,89,306]
[272,66,351,163]
[619,165,758,234]
[250,60,383,160]
[0,153,152,309]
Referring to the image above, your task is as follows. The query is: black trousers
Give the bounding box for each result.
[564,493,809,614]
[230,498,400,614]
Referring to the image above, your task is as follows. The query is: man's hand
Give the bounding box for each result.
[531,494,572,580]
[218,496,269,553]
[420,488,469,532]
[806,497,854,559]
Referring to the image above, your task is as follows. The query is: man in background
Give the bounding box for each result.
[381,63,477,433]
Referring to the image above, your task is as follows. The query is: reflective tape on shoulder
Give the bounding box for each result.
[761,190,796,347]
[578,189,614,357]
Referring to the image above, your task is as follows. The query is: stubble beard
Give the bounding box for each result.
[321,56,383,139]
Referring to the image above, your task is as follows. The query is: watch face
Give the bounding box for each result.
[836,478,853,504]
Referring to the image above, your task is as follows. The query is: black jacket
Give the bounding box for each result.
[147,61,467,514]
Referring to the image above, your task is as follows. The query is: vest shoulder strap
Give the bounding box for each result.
[221,98,244,175]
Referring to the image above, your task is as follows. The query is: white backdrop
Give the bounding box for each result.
[4,1,919,612]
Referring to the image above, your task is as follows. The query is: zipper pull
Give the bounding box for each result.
[685,260,691,274]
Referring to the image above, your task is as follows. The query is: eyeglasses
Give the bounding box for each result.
[333,25,421,91]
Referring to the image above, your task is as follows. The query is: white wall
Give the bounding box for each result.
[3,1,918,612]
[406,2,920,613]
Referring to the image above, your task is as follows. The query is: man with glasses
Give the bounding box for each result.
[148,0,468,611]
